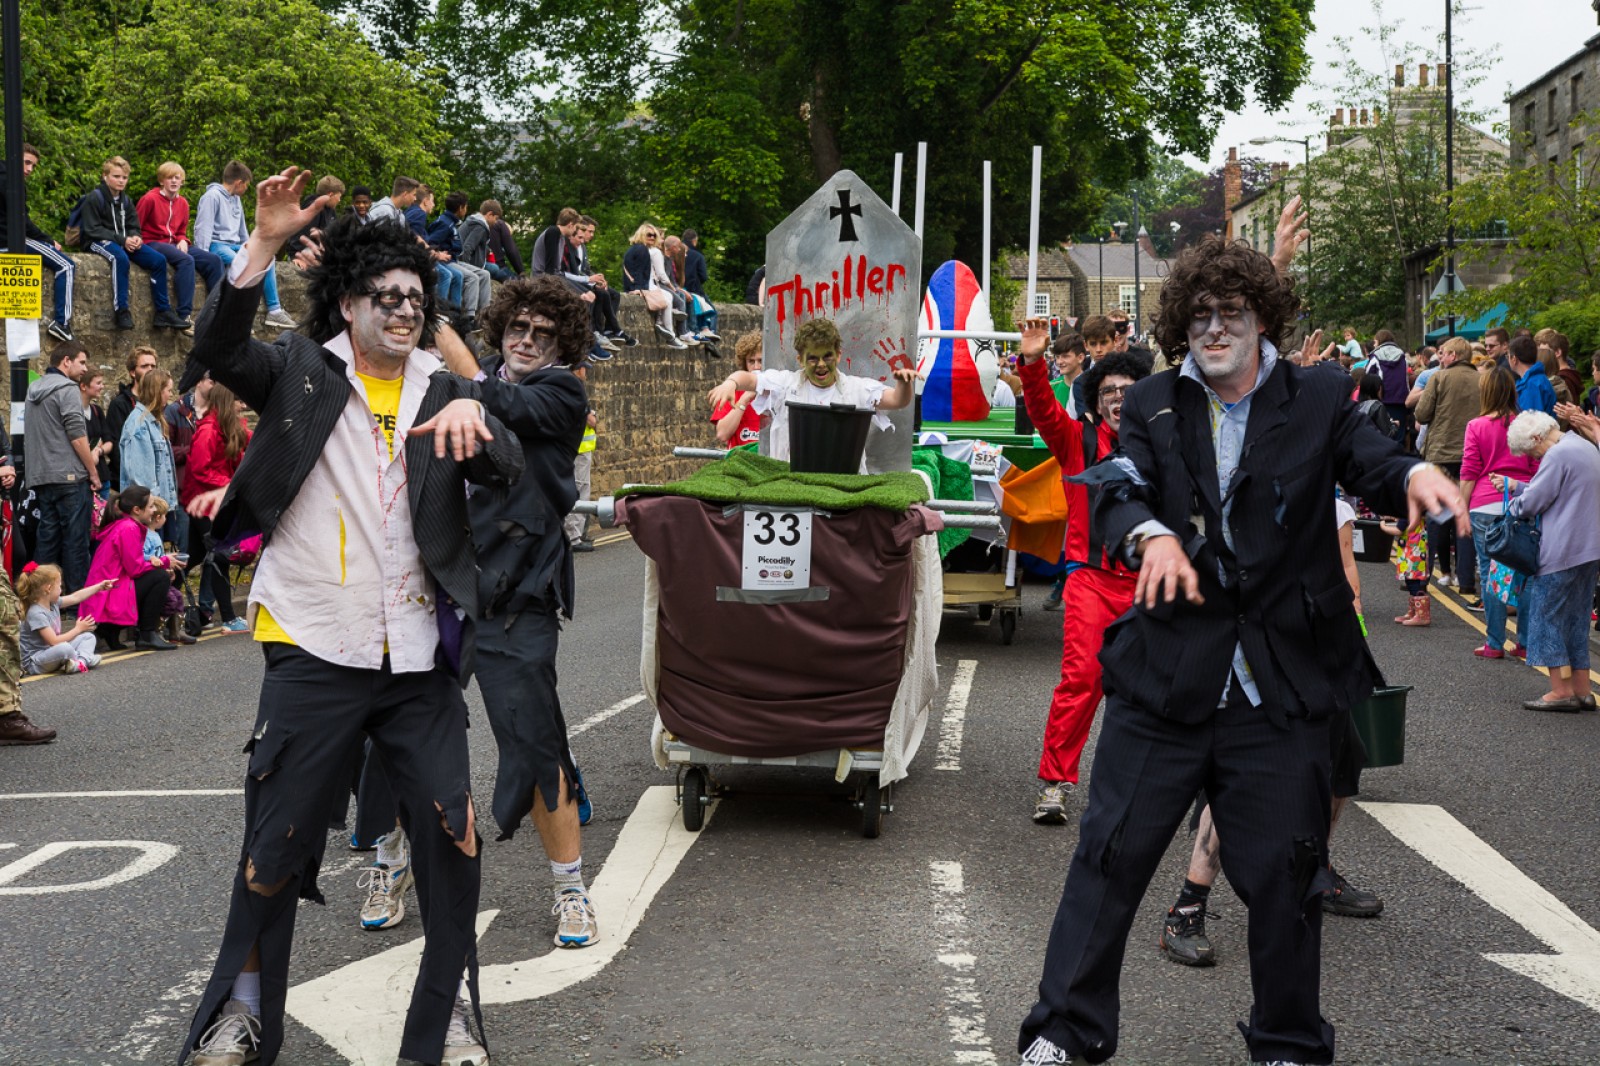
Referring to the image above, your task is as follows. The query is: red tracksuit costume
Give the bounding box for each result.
[1019,358,1137,784]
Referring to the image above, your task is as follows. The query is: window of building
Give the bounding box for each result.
[1551,154,1561,185]
[1549,86,1560,132]
[1118,284,1136,316]
[1030,292,1051,318]
[1577,144,1586,192]
[1573,74,1583,120]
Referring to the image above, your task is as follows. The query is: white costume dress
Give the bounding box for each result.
[753,368,891,470]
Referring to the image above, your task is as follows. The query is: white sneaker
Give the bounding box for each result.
[191,999,262,1066]
[358,859,413,929]
[442,999,488,1066]
[1019,1035,1081,1065]
[678,333,702,346]
[263,308,298,329]
[552,889,599,948]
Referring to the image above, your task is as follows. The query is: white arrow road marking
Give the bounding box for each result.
[1362,802,1600,1012]
[287,785,714,1064]
[935,660,978,771]
[930,861,998,1064]
[0,840,179,895]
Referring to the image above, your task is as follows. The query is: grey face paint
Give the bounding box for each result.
[501,311,560,382]
[1187,295,1260,387]
[344,268,425,369]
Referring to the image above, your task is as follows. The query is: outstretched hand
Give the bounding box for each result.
[187,487,228,520]
[1270,194,1310,275]
[1406,464,1471,536]
[1019,317,1051,362]
[707,380,739,409]
[1135,535,1204,610]
[408,398,493,461]
[1297,328,1325,365]
[253,167,330,248]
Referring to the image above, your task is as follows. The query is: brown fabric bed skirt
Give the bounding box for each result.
[620,495,937,757]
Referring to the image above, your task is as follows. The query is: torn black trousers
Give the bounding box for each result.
[181,643,483,1066]
[1019,686,1335,1065]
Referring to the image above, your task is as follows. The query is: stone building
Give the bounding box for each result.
[1005,240,1168,330]
[1509,30,1600,176]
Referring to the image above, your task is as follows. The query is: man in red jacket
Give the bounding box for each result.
[136,161,224,332]
[1015,316,1151,824]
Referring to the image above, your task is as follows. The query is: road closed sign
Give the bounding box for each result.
[0,254,43,320]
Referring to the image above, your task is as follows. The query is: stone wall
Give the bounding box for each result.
[5,252,762,494]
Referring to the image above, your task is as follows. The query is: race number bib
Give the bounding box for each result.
[741,508,813,591]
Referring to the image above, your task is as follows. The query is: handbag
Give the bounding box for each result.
[642,288,671,313]
[1484,483,1541,575]
[1485,559,1525,607]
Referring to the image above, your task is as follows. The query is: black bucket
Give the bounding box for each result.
[787,401,874,474]
[1350,684,1411,768]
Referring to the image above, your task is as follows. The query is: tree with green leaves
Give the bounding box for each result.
[1295,9,1502,336]
[1445,113,1600,351]
[85,0,451,204]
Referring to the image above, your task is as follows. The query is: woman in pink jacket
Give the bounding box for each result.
[76,485,179,653]
[1459,367,1542,659]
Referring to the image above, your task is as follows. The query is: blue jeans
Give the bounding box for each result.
[435,262,464,307]
[485,262,515,282]
[88,240,171,312]
[33,481,93,593]
[1471,513,1511,649]
[209,242,282,310]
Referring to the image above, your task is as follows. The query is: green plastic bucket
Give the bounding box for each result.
[1350,685,1411,768]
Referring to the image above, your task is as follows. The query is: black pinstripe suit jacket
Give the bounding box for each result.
[1096,358,1414,726]
[182,279,525,682]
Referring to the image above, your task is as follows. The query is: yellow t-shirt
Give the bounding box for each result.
[255,372,406,645]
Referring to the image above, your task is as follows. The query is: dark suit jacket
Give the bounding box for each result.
[470,355,589,622]
[1096,358,1413,726]
[183,278,525,681]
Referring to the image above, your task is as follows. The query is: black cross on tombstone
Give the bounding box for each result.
[829,189,863,243]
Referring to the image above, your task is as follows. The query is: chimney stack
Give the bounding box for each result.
[1224,148,1242,241]
[1395,64,1405,87]
[1419,64,1430,88]
[1437,63,1447,87]
[1360,108,1369,125]
[1334,107,1345,125]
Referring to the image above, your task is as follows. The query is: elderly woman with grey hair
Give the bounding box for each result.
[1492,409,1600,711]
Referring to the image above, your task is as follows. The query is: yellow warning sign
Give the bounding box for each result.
[0,254,44,320]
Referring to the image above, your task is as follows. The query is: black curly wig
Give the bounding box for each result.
[479,275,592,367]
[1153,235,1301,365]
[1080,350,1152,411]
[304,214,437,347]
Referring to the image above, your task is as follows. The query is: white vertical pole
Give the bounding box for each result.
[891,153,904,217]
[1026,145,1042,319]
[913,141,927,239]
[981,160,992,297]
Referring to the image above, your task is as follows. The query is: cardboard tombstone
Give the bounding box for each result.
[762,170,923,473]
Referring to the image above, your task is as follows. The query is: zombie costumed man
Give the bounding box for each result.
[1017,233,1463,1066]
[706,317,915,470]
[179,172,524,1066]
[1011,319,1150,825]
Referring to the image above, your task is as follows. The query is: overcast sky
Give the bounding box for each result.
[1186,0,1600,170]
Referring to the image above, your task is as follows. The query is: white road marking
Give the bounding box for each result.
[0,788,243,800]
[569,692,646,737]
[930,860,998,1064]
[935,660,979,771]
[0,841,180,895]
[113,966,211,1061]
[287,785,714,1064]
[1362,802,1600,1013]
[0,842,16,849]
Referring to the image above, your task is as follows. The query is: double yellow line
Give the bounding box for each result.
[1427,583,1598,691]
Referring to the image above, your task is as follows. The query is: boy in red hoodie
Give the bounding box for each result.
[1015,316,1151,824]
[136,161,224,331]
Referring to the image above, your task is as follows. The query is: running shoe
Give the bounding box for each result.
[1159,901,1216,966]
[552,889,599,948]
[47,320,74,343]
[1032,782,1071,825]
[263,308,298,329]
[1019,1035,1079,1065]
[1322,867,1384,917]
[1473,644,1505,659]
[221,618,250,634]
[191,1000,262,1066]
[442,999,489,1066]
[574,765,593,826]
[358,860,414,930]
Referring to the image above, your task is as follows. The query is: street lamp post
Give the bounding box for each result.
[1444,0,1457,338]
[1250,134,1315,322]
[1111,220,1126,317]
[1097,236,1104,320]
[3,0,26,482]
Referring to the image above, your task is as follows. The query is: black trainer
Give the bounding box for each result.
[114,308,135,330]
[153,309,184,330]
[1160,902,1216,966]
[46,321,74,343]
[1322,867,1384,917]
